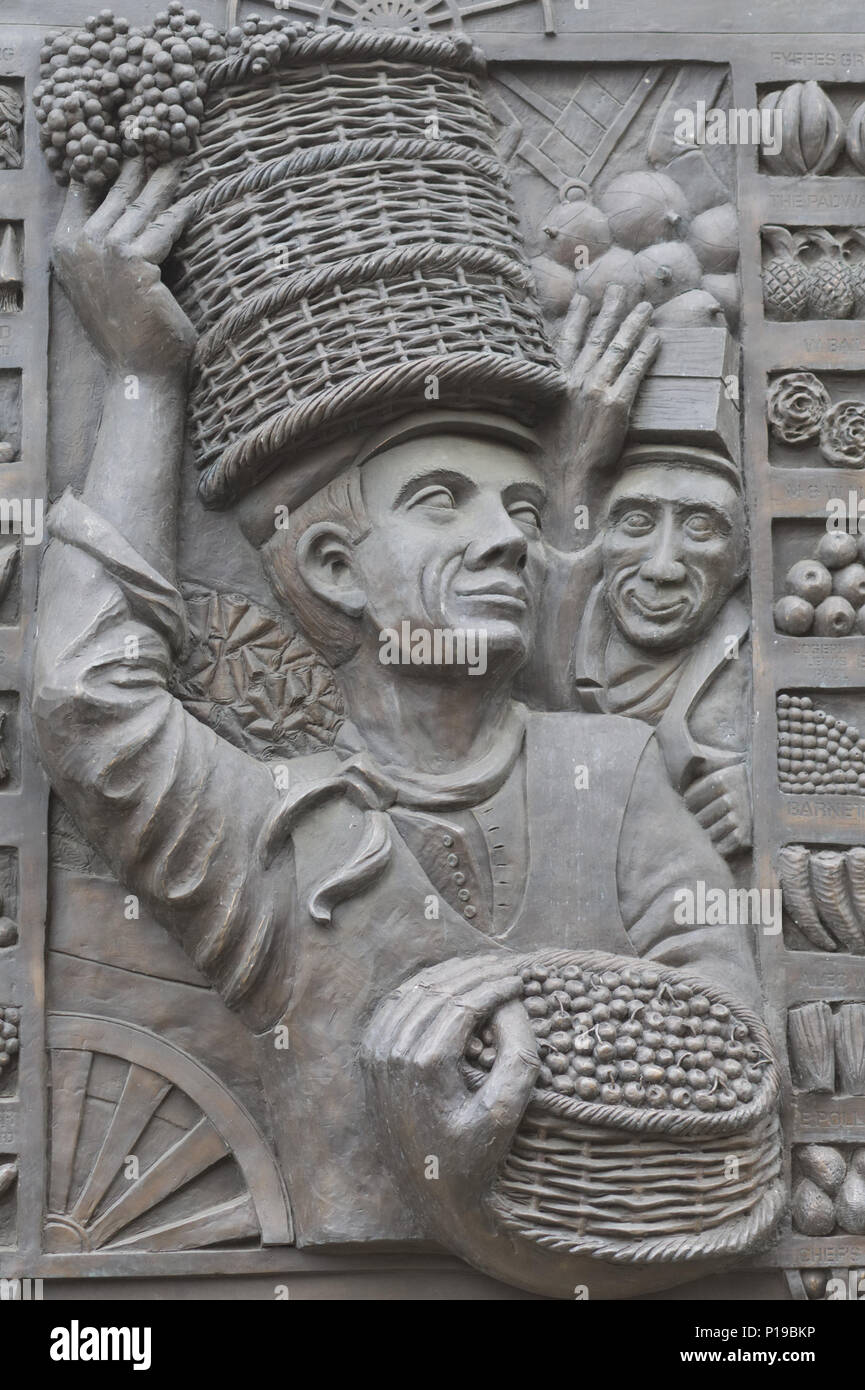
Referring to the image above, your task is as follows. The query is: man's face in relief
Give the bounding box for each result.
[601,463,746,654]
[354,433,547,675]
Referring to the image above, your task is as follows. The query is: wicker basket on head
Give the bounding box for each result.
[168,26,564,508]
[464,948,784,1265]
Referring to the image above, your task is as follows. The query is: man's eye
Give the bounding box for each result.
[406,485,456,511]
[685,514,718,540]
[619,510,654,534]
[508,503,541,530]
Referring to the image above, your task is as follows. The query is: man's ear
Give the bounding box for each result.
[295,522,366,618]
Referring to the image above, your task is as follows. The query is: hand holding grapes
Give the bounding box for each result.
[51,156,195,379]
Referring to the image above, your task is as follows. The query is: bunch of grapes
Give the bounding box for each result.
[0,1006,19,1073]
[33,6,309,193]
[34,10,131,190]
[466,960,769,1112]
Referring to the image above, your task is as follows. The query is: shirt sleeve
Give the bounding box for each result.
[32,491,295,1032]
[616,735,762,1013]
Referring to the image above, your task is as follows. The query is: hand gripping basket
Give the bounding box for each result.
[465,949,784,1265]
[168,26,564,507]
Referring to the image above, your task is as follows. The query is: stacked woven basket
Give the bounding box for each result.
[35,12,564,508]
[168,26,563,506]
[464,949,784,1264]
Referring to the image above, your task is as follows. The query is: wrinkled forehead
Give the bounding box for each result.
[605,463,742,517]
[359,432,546,514]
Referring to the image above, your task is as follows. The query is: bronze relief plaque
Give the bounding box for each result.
[1,0,865,1306]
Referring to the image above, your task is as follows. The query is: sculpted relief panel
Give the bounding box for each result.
[0,0,863,1301]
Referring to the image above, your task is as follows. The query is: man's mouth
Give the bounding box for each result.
[456,581,529,610]
[624,590,691,621]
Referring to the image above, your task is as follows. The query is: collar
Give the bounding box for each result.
[334,703,527,811]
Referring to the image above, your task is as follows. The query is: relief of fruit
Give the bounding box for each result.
[846,101,865,175]
[799,1144,847,1196]
[835,1003,865,1095]
[762,225,810,320]
[573,243,645,312]
[778,843,865,951]
[792,1176,836,1235]
[539,179,612,268]
[802,228,855,320]
[792,1144,865,1236]
[597,170,690,251]
[687,202,739,274]
[788,1002,835,1093]
[838,228,865,314]
[835,1156,865,1234]
[529,255,576,320]
[777,845,839,952]
[700,272,739,332]
[633,240,701,305]
[759,81,845,176]
[776,692,865,802]
[809,850,865,951]
[651,288,725,325]
[466,959,769,1111]
[775,532,865,637]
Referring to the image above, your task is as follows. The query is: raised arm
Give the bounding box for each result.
[52,158,193,573]
[32,161,292,1030]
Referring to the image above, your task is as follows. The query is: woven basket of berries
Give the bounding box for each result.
[33,7,562,511]
[464,949,784,1264]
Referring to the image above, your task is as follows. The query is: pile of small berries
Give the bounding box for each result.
[33,6,309,191]
[777,692,865,794]
[465,960,769,1112]
[0,1007,19,1074]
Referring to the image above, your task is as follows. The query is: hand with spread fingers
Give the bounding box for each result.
[558,283,660,484]
[51,157,195,379]
[684,761,753,859]
[361,953,539,1217]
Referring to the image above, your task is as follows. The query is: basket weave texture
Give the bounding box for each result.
[467,948,785,1265]
[168,27,563,508]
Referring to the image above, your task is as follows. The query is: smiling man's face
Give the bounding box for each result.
[601,463,746,653]
[354,432,547,675]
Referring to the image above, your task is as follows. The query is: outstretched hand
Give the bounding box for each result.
[51,157,195,379]
[558,284,660,483]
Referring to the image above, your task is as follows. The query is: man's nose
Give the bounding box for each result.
[639,516,686,584]
[463,503,528,572]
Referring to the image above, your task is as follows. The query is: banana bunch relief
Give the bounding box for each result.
[779,844,865,952]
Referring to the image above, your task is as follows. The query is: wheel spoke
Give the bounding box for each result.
[87,1117,228,1249]
[48,1049,92,1215]
[107,1192,259,1251]
[71,1064,171,1226]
